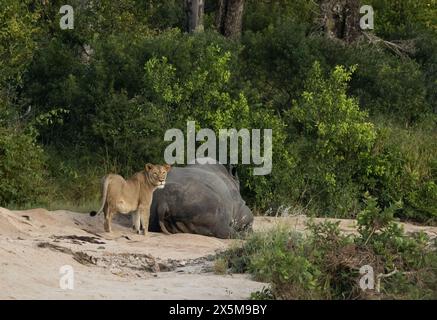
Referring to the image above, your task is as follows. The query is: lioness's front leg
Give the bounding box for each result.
[138,204,151,236]
[132,211,141,234]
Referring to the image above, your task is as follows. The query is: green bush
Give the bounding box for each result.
[0,127,47,206]
[367,0,437,39]
[414,31,437,114]
[363,124,437,223]
[92,92,168,175]
[12,2,437,224]
[41,146,102,209]
[285,62,376,217]
[142,38,295,209]
[240,18,433,124]
[222,199,437,299]
[356,194,437,298]
[342,46,431,124]
[240,19,318,112]
[248,228,323,299]
[243,0,318,33]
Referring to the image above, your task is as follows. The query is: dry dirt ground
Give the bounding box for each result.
[0,207,436,300]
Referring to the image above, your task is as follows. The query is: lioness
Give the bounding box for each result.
[90,163,171,234]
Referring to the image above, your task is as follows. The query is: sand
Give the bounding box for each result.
[0,207,435,300]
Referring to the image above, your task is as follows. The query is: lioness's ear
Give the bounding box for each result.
[145,163,154,171]
[164,164,171,172]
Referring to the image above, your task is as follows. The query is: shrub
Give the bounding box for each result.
[240,19,318,113]
[286,62,377,217]
[0,127,47,206]
[91,92,168,175]
[363,124,437,223]
[223,201,437,299]
[414,31,437,115]
[243,0,318,33]
[240,18,433,125]
[308,38,432,124]
[367,0,437,39]
[344,47,430,124]
[143,39,295,210]
[248,228,323,299]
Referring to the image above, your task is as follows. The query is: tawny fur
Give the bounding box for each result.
[90,163,171,234]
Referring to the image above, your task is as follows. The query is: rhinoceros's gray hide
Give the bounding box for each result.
[148,162,253,239]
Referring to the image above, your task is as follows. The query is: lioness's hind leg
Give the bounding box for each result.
[104,207,114,233]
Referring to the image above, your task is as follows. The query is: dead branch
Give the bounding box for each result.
[362,32,416,58]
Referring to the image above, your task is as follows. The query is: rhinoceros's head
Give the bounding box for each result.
[237,202,253,231]
[227,165,254,233]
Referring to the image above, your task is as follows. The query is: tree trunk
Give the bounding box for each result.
[186,0,204,33]
[320,0,361,43]
[216,0,245,39]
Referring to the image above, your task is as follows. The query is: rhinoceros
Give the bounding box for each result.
[147,161,253,239]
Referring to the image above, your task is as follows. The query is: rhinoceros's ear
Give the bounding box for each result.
[164,164,172,172]
[229,164,240,188]
[145,163,154,172]
[228,164,238,178]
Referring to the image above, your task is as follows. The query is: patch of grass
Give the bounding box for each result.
[371,121,437,224]
[221,197,437,300]
[7,200,99,214]
[213,257,229,275]
[250,287,275,300]
[45,200,100,213]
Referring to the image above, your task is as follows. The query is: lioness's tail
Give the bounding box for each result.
[90,175,110,217]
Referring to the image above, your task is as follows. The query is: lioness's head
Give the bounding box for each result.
[145,163,171,189]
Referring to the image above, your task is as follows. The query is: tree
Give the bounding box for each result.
[216,0,245,39]
[0,0,41,123]
[185,0,204,33]
[319,0,361,43]
[368,0,437,38]
[0,0,41,87]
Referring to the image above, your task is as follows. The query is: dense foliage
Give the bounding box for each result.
[0,0,436,223]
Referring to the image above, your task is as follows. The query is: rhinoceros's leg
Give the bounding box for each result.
[175,221,190,233]
[167,221,180,234]
[159,220,180,234]
[159,220,171,235]
[157,202,173,235]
